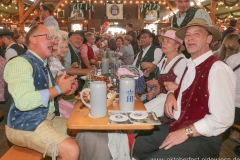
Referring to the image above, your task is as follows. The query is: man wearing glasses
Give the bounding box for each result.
[4,25,79,160]
[133,29,163,82]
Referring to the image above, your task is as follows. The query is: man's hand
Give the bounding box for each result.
[90,59,96,65]
[164,93,177,119]
[163,81,179,91]
[71,62,79,68]
[146,90,154,101]
[146,80,158,88]
[57,72,77,94]
[66,79,78,95]
[141,62,156,77]
[159,128,188,150]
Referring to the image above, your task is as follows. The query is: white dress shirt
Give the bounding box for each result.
[225,52,240,108]
[43,16,60,32]
[132,45,163,70]
[157,54,186,84]
[174,51,236,137]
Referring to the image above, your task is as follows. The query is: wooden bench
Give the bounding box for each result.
[1,145,44,160]
[0,110,4,121]
[233,124,240,130]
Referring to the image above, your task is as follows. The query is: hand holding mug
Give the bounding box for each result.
[71,62,79,68]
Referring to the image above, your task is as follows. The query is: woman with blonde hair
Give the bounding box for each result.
[47,27,65,78]
[55,38,69,66]
[215,33,240,60]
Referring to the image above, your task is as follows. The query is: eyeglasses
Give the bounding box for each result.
[33,34,53,40]
[139,36,150,39]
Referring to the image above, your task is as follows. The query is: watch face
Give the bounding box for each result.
[185,127,193,137]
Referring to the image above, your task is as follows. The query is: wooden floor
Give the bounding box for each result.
[0,103,240,159]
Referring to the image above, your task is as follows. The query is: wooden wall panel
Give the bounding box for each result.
[124,3,138,19]
[91,3,105,19]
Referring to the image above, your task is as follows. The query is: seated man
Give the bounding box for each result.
[4,25,79,160]
[133,18,236,159]
[133,29,163,82]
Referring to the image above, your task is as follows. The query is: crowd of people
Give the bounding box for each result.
[0,0,240,160]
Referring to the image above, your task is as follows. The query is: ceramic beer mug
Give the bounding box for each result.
[80,81,107,118]
[101,58,109,74]
[119,77,135,111]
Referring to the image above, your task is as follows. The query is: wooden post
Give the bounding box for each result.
[138,3,140,20]
[18,0,24,30]
[89,0,92,19]
[210,0,216,24]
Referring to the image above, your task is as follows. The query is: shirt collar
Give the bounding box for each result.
[176,11,186,18]
[142,45,151,52]
[189,50,213,67]
[43,16,53,23]
[69,42,79,53]
[87,42,92,47]
[28,49,47,66]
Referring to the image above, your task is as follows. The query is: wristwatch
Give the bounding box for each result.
[185,126,193,138]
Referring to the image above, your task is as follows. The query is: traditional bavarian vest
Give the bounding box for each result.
[170,55,219,132]
[172,7,198,28]
[158,57,183,94]
[81,43,95,69]
[136,46,156,81]
[68,43,85,91]
[68,43,82,68]
[8,43,26,60]
[7,51,60,131]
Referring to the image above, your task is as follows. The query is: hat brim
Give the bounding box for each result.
[0,33,14,37]
[137,33,155,40]
[68,31,87,43]
[42,3,55,13]
[175,24,221,43]
[158,35,185,51]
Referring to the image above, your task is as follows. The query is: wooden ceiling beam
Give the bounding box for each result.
[192,0,204,8]
[54,0,67,13]
[19,0,24,29]
[20,0,42,24]
[210,0,216,23]
[166,1,176,13]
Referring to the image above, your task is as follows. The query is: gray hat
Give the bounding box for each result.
[137,29,155,40]
[68,30,87,43]
[0,29,14,37]
[42,2,55,13]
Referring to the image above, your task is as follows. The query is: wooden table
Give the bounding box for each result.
[67,95,154,130]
